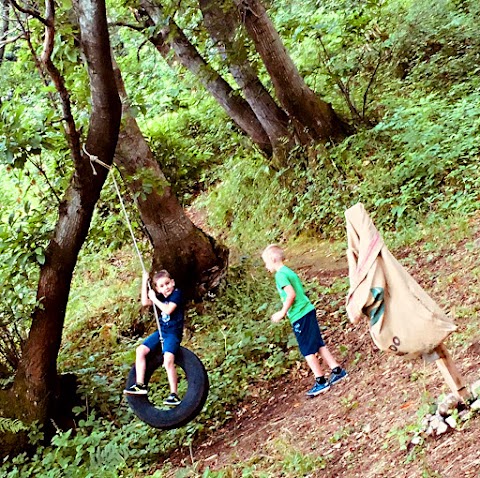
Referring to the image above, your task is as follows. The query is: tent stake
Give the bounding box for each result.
[433,343,471,401]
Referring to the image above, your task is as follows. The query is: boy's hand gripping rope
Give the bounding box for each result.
[85,146,163,341]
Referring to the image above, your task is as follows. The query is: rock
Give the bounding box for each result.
[429,414,444,430]
[445,416,457,428]
[470,380,480,399]
[445,393,460,407]
[437,393,460,417]
[437,402,449,417]
[459,409,472,421]
[436,420,449,435]
[411,435,422,445]
[429,414,449,435]
[421,415,431,431]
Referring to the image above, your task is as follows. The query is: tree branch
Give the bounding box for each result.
[317,33,361,122]
[40,0,82,166]
[28,157,62,204]
[7,0,47,25]
[362,50,383,120]
[0,31,24,48]
[110,20,144,32]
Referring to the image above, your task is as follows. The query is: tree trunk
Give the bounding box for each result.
[112,60,228,300]
[199,0,293,165]
[0,0,9,63]
[0,0,121,458]
[137,0,272,156]
[233,0,349,143]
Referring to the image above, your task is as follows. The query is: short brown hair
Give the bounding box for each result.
[152,270,171,282]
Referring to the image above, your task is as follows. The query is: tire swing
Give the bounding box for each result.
[88,152,210,429]
[125,346,209,429]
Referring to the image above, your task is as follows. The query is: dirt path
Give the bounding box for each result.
[167,218,480,477]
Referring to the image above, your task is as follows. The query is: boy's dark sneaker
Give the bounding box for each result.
[329,368,348,386]
[163,393,182,407]
[306,381,330,397]
[123,383,148,395]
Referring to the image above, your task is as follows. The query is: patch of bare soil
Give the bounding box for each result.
[169,216,480,477]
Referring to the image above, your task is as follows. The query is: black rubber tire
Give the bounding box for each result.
[125,346,209,429]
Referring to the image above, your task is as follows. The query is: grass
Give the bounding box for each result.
[168,437,327,478]
[1,0,480,475]
[2,210,480,477]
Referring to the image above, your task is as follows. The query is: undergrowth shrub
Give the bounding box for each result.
[195,151,297,251]
[199,83,480,250]
[386,0,480,90]
[144,99,246,204]
[0,257,312,477]
[339,86,480,228]
[0,200,50,373]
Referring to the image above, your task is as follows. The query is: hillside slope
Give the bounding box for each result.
[163,215,480,478]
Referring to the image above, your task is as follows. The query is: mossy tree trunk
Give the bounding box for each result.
[137,0,273,156]
[0,0,121,458]
[233,0,349,143]
[199,0,294,166]
[112,60,229,300]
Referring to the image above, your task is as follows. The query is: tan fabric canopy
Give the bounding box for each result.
[345,203,456,358]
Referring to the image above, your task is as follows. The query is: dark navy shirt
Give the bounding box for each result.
[154,288,184,332]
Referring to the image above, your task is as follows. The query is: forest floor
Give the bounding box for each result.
[164,215,480,478]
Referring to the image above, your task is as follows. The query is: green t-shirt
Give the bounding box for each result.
[275,265,315,324]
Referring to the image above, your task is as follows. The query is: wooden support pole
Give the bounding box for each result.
[434,343,471,401]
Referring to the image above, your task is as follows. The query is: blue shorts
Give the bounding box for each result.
[292,309,325,357]
[143,329,182,355]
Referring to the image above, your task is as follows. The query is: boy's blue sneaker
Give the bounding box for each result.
[329,368,348,386]
[123,383,148,395]
[306,380,330,397]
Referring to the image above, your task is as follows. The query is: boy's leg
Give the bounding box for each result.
[305,353,330,397]
[305,353,325,378]
[319,345,348,385]
[162,332,182,406]
[318,346,340,370]
[135,330,161,384]
[123,344,150,395]
[135,344,150,385]
[163,351,182,406]
[163,351,178,395]
[292,311,331,396]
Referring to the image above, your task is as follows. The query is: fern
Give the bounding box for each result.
[0,417,27,434]
[0,377,14,389]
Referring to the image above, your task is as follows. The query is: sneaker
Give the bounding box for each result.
[306,380,330,397]
[329,368,348,386]
[163,393,182,407]
[123,383,148,395]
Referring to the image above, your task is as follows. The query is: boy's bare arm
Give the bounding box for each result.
[141,272,152,307]
[147,289,178,315]
[271,285,296,322]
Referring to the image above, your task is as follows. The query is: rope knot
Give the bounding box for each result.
[83,144,110,175]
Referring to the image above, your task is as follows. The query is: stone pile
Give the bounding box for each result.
[412,379,480,443]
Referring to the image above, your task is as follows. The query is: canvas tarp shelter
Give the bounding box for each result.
[345,203,456,359]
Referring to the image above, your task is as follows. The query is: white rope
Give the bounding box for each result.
[85,146,163,339]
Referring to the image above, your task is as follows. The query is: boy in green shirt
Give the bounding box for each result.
[262,244,348,397]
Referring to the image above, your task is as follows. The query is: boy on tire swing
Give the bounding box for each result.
[124,271,184,407]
